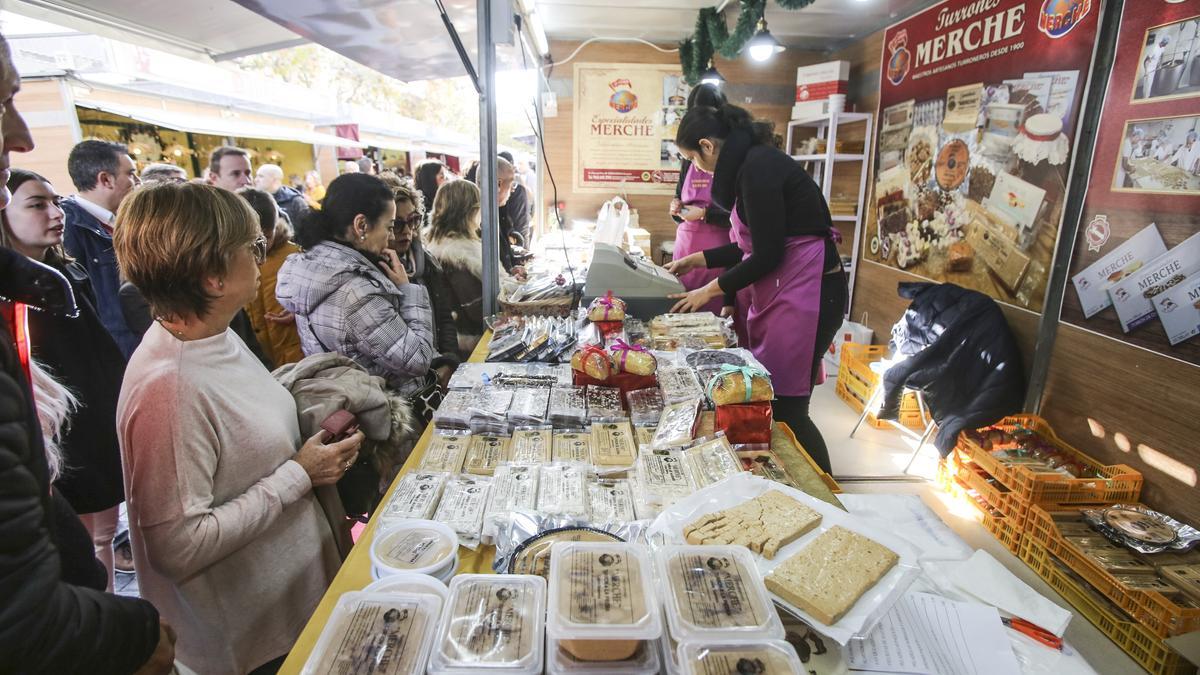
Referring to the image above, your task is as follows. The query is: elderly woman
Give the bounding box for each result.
[113,182,364,674]
[276,173,438,397]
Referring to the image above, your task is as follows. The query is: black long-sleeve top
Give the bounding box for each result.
[701,128,838,294]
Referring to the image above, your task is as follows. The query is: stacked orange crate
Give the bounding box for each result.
[834,343,929,430]
[937,455,1025,554]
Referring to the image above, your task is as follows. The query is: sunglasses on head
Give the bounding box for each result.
[250,235,267,264]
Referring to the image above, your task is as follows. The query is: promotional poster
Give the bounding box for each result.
[866,0,1101,313]
[1061,0,1200,365]
[572,63,687,194]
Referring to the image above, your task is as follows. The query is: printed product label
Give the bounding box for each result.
[588,479,636,522]
[591,422,637,466]
[640,450,693,496]
[380,472,445,521]
[434,478,489,535]
[464,436,510,475]
[378,529,454,570]
[668,552,767,629]
[552,432,592,463]
[695,650,794,674]
[1110,232,1200,333]
[511,428,552,464]
[684,438,742,487]
[314,599,427,675]
[537,465,589,516]
[1071,223,1167,318]
[561,548,647,625]
[1155,276,1200,346]
[420,433,469,473]
[442,580,534,665]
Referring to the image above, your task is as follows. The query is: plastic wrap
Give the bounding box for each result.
[462,435,512,476]
[682,435,743,488]
[590,420,638,468]
[448,362,573,390]
[303,591,442,675]
[510,426,553,465]
[433,389,473,429]
[647,473,922,644]
[546,541,662,643]
[468,388,514,435]
[549,386,588,428]
[635,448,695,511]
[1082,504,1200,554]
[652,400,701,449]
[494,512,635,576]
[430,574,546,674]
[508,388,551,427]
[546,637,660,675]
[370,520,458,578]
[552,429,592,463]
[585,385,624,421]
[537,463,591,518]
[658,367,704,405]
[657,545,783,640]
[483,464,540,543]
[626,388,664,426]
[634,425,657,449]
[588,478,637,523]
[736,448,800,488]
[433,475,492,549]
[675,639,804,675]
[379,471,447,523]
[419,430,471,473]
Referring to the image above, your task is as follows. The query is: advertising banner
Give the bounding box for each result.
[573,63,687,194]
[866,0,1101,313]
[1061,0,1200,365]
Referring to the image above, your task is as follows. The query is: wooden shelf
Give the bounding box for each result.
[788,112,873,127]
[831,214,858,222]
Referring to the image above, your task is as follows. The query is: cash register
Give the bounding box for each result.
[584,243,685,319]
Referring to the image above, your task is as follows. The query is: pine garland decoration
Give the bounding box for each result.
[679,0,817,84]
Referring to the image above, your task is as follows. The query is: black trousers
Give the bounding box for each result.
[771,264,847,475]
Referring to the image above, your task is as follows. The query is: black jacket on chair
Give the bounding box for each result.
[878,282,1025,455]
[0,249,160,674]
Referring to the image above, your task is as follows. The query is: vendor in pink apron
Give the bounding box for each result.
[665,103,847,473]
[669,83,740,322]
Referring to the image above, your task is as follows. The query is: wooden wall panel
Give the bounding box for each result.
[834,24,1200,523]
[540,40,826,256]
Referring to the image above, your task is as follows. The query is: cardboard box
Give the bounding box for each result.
[795,60,849,103]
[1110,232,1200,332]
[1071,223,1167,318]
[1154,274,1200,346]
[792,100,831,121]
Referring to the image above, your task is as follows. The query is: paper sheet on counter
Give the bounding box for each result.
[840,494,974,562]
[846,592,1021,675]
[949,550,1072,637]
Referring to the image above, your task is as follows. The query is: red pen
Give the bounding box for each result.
[1002,616,1063,650]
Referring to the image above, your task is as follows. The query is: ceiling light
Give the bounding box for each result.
[746,17,785,62]
[700,60,726,86]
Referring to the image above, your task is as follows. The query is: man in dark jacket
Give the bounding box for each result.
[0,34,174,672]
[61,139,141,358]
[498,151,530,246]
[255,162,310,227]
[878,282,1025,455]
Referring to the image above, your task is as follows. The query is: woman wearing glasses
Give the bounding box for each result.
[113,182,364,674]
[238,187,305,366]
[276,173,437,397]
[378,173,460,386]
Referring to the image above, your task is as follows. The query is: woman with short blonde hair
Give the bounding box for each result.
[114,182,364,674]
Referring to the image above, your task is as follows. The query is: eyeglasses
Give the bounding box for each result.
[250,235,267,264]
[392,212,423,231]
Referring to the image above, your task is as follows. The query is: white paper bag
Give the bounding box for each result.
[823,313,874,377]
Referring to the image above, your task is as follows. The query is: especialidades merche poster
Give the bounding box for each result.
[1061,0,1200,366]
[572,63,688,194]
[867,0,1100,313]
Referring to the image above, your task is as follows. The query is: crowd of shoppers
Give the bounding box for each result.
[0,25,545,670]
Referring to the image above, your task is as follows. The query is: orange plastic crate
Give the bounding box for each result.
[956,414,1142,508]
[835,343,929,431]
[947,450,1029,523]
[1019,538,1195,675]
[936,460,1023,554]
[1026,504,1200,639]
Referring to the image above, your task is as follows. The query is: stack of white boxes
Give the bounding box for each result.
[793,60,851,120]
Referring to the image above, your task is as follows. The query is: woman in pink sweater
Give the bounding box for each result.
[113,183,364,674]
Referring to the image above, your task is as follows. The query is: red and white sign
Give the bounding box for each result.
[795,60,850,102]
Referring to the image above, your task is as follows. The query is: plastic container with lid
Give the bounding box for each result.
[429,574,546,674]
[546,637,661,674]
[657,545,784,641]
[370,520,459,579]
[677,639,804,675]
[547,541,662,661]
[302,591,443,675]
[363,572,450,603]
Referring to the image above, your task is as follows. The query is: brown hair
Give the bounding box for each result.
[428,179,480,242]
[208,146,250,176]
[378,171,425,219]
[114,182,259,321]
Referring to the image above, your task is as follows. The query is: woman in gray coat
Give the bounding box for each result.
[276,173,437,397]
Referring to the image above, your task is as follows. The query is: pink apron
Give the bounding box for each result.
[674,164,732,315]
[730,202,828,397]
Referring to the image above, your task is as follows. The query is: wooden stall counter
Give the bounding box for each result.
[279,334,840,673]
